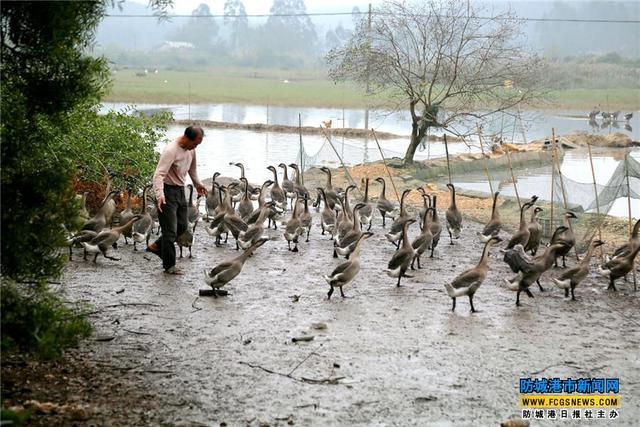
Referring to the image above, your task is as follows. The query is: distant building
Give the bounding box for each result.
[157,41,195,51]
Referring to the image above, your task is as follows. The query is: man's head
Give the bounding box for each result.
[180,126,204,150]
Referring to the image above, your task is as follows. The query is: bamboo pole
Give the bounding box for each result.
[550,128,556,232]
[625,153,637,290]
[443,134,453,185]
[587,143,604,259]
[551,129,580,261]
[476,125,494,195]
[371,129,401,203]
[298,114,304,186]
[505,146,521,210]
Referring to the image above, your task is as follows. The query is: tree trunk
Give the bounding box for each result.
[403,121,428,165]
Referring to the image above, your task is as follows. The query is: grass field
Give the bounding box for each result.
[105,68,640,110]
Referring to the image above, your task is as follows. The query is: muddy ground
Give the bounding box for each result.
[3,215,639,426]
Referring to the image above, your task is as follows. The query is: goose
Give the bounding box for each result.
[429,195,443,258]
[358,177,374,231]
[502,229,569,305]
[610,219,639,260]
[416,188,430,230]
[283,196,304,252]
[445,236,503,312]
[288,163,309,200]
[78,191,90,223]
[334,203,365,259]
[205,172,221,221]
[81,190,118,233]
[317,188,337,238]
[552,239,605,300]
[386,218,416,287]
[550,211,577,268]
[203,237,269,297]
[267,165,286,210]
[186,184,200,225]
[598,243,640,291]
[505,201,534,250]
[230,162,257,201]
[299,195,313,242]
[336,185,356,245]
[624,112,633,121]
[82,215,142,262]
[324,232,373,299]
[101,173,118,227]
[66,230,98,261]
[445,183,462,244]
[385,189,412,248]
[319,166,340,211]
[374,177,396,227]
[205,184,233,246]
[524,207,543,255]
[132,185,154,251]
[478,192,501,242]
[238,201,275,250]
[177,197,202,258]
[246,180,275,226]
[279,163,295,207]
[411,207,434,269]
[119,189,135,245]
[237,177,255,220]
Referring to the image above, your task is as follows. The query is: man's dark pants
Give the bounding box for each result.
[153,184,188,270]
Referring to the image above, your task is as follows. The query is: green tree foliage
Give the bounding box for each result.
[169,3,219,50]
[261,0,318,61]
[1,1,110,280]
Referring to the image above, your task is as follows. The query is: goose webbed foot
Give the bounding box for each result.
[396,276,402,287]
[537,280,545,292]
[292,244,299,253]
[469,295,477,313]
[607,279,617,291]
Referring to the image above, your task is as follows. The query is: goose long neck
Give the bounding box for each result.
[243,180,249,198]
[325,171,333,189]
[582,244,598,265]
[632,219,640,239]
[563,214,572,227]
[271,168,279,185]
[478,241,493,267]
[401,222,412,249]
[421,208,433,231]
[352,208,361,230]
[238,164,246,178]
[519,204,528,229]
[344,188,352,215]
[282,166,289,180]
[491,192,499,218]
[115,216,138,233]
[351,236,366,258]
[379,179,386,198]
[529,208,538,222]
[449,185,456,207]
[400,192,408,215]
[292,197,300,217]
[141,186,148,211]
[259,184,269,205]
[363,178,369,202]
[125,190,133,210]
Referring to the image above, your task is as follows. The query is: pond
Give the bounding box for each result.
[101,102,639,219]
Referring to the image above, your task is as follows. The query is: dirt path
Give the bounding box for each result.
[17,217,640,425]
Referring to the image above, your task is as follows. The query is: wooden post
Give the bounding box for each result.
[587,143,604,259]
[477,125,494,195]
[371,129,401,203]
[625,153,637,290]
[443,134,452,185]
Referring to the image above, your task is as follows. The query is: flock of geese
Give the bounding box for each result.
[67,161,640,311]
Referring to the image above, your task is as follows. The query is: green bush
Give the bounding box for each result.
[1,280,92,359]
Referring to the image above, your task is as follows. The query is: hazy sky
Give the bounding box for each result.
[130,0,379,15]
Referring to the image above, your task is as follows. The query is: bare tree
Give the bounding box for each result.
[327,0,547,165]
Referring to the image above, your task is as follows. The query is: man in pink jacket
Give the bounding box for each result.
[147,126,207,274]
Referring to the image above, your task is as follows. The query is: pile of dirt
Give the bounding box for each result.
[535,132,636,148]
